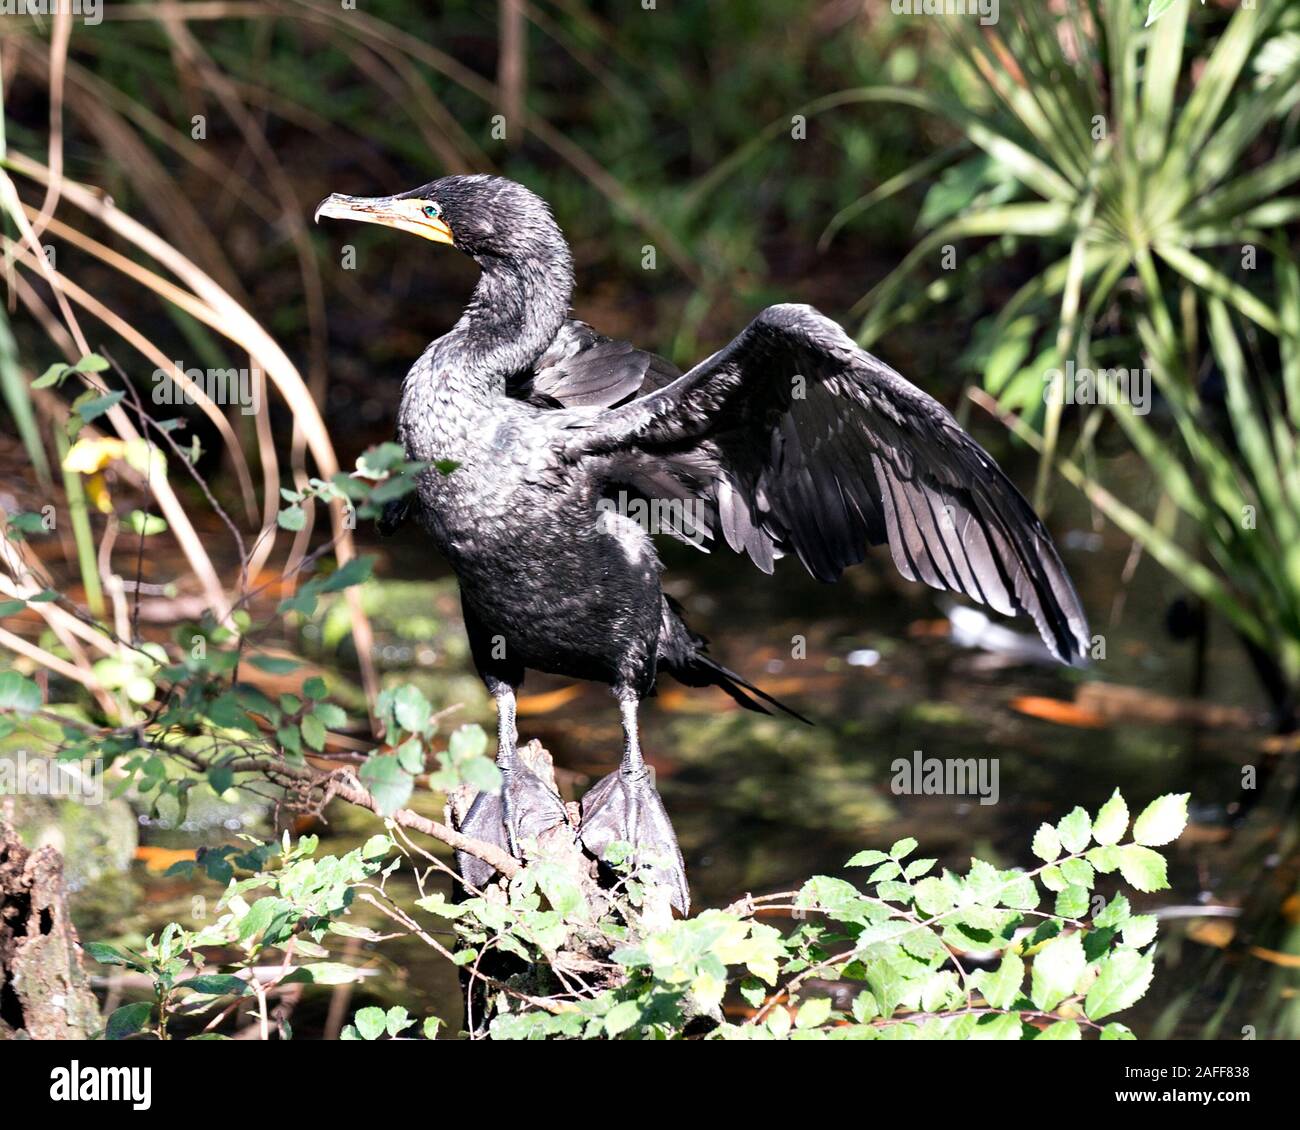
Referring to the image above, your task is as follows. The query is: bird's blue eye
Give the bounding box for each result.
[423,203,442,219]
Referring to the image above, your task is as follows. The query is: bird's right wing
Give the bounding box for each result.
[510,320,680,409]
[566,303,1090,665]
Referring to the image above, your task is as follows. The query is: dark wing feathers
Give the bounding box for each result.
[513,321,721,550]
[568,303,1090,665]
[512,319,680,409]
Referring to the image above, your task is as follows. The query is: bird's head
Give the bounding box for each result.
[314,174,567,267]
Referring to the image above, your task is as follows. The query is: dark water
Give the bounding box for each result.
[70,461,1300,1040]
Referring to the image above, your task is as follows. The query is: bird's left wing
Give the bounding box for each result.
[566,303,1090,665]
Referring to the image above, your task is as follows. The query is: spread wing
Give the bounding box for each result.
[569,303,1090,664]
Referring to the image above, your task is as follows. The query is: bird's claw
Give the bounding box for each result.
[455,764,567,890]
[579,769,689,914]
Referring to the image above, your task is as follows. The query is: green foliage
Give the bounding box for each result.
[341,1005,441,1041]
[84,790,1184,1040]
[0,444,498,831]
[852,0,1300,704]
[88,832,400,1039]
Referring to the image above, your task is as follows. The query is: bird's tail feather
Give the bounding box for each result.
[675,653,813,727]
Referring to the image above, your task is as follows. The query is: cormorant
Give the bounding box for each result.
[316,175,1090,912]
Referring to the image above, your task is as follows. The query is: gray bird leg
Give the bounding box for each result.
[455,683,566,889]
[579,689,689,913]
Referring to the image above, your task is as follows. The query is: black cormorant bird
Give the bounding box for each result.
[316,175,1090,912]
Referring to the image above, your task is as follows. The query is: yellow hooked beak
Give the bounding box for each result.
[313,193,454,245]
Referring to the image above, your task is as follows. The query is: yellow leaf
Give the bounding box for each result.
[63,436,126,474]
[84,472,114,514]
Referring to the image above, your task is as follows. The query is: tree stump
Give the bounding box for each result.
[0,812,101,1039]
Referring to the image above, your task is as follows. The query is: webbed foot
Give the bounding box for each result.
[455,765,567,890]
[579,768,689,914]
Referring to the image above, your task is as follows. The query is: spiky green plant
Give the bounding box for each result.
[842,1,1300,721]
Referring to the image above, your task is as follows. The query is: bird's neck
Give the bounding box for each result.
[446,250,574,398]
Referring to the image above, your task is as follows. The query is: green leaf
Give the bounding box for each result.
[1085,948,1155,1020]
[385,1006,414,1036]
[971,1012,1023,1041]
[846,849,889,867]
[395,738,426,775]
[84,942,136,968]
[178,974,248,996]
[354,1006,387,1040]
[912,876,956,915]
[1056,807,1092,854]
[320,556,374,592]
[1100,1022,1136,1040]
[0,671,41,714]
[1131,793,1189,847]
[460,756,502,793]
[1094,892,1132,929]
[300,713,326,751]
[978,950,1024,1010]
[1115,845,1169,892]
[904,857,936,880]
[448,723,488,760]
[1087,844,1124,874]
[532,861,587,919]
[76,390,124,423]
[277,505,306,531]
[1091,790,1129,845]
[795,996,833,1029]
[1037,1019,1081,1040]
[356,442,408,474]
[303,676,327,700]
[889,837,918,860]
[604,1000,641,1037]
[33,362,70,388]
[208,765,234,797]
[105,1002,152,1040]
[1030,932,1085,1011]
[8,512,48,535]
[1060,858,1095,888]
[359,753,413,816]
[391,684,433,735]
[312,702,347,729]
[1122,915,1159,949]
[1031,822,1061,862]
[1054,884,1089,919]
[361,834,392,860]
[127,510,168,536]
[1039,864,1068,892]
[277,725,302,757]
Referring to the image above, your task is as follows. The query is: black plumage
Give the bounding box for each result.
[317,175,1090,913]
